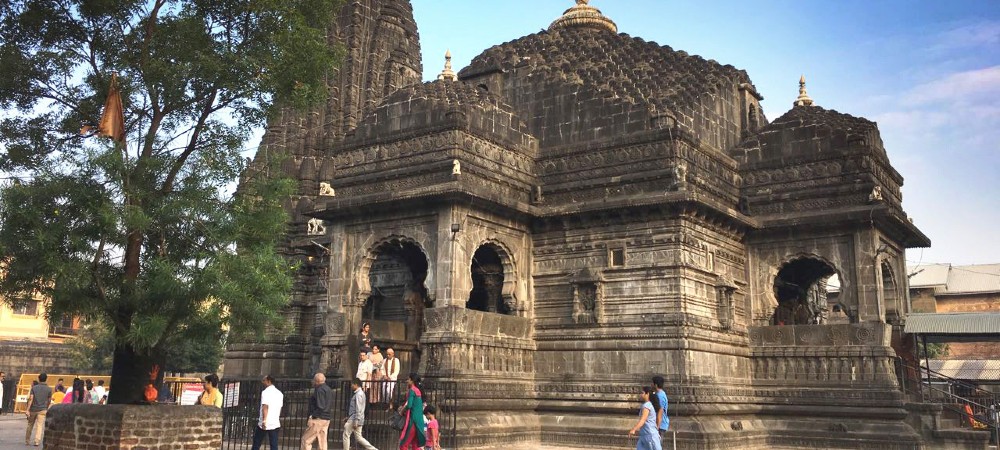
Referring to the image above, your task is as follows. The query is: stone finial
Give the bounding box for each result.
[438,50,457,82]
[318,182,335,197]
[794,74,815,107]
[452,159,462,175]
[549,0,618,33]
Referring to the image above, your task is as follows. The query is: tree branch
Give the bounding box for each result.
[161,89,218,194]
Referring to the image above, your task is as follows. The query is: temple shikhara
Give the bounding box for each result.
[224,1,981,448]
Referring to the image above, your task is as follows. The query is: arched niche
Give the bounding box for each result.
[771,255,844,325]
[466,242,517,315]
[355,236,432,337]
[881,261,901,323]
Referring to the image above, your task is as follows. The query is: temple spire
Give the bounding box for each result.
[438,49,457,81]
[794,75,815,107]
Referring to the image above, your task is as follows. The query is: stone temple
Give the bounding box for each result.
[225,1,979,448]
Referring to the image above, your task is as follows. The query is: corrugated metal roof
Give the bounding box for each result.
[908,263,951,288]
[942,264,1000,295]
[905,312,1000,335]
[925,359,1000,381]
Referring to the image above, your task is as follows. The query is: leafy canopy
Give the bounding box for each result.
[0,0,341,370]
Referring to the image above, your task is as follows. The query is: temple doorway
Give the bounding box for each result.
[363,239,430,376]
[772,257,838,325]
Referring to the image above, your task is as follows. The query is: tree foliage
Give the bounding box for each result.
[0,0,341,403]
[69,322,224,374]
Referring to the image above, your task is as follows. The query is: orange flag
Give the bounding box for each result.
[97,73,126,143]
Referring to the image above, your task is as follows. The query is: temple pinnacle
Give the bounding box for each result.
[794,74,815,107]
[549,0,617,33]
[438,49,457,82]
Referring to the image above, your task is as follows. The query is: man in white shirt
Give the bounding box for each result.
[92,380,107,402]
[356,351,373,402]
[382,348,401,404]
[0,371,5,413]
[252,375,284,450]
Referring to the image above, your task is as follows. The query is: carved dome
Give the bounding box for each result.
[549,0,617,34]
[736,105,887,164]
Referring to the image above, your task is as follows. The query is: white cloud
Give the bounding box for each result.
[932,21,1000,51]
[901,65,1000,107]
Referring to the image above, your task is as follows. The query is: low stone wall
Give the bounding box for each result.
[45,404,222,450]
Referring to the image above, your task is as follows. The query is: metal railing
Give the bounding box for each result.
[217,379,457,450]
[895,358,999,444]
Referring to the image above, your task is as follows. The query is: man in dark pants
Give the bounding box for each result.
[301,373,333,450]
[252,375,284,450]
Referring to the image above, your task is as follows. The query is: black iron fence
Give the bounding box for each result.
[218,379,457,450]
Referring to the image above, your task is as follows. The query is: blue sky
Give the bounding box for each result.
[412,0,1000,267]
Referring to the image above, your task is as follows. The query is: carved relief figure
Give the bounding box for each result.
[318,182,336,196]
[307,218,327,235]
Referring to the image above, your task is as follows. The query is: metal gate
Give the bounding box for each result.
[219,379,458,450]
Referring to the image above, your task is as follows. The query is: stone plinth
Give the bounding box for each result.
[44,404,222,450]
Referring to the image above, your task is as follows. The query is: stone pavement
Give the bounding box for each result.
[0,414,37,448]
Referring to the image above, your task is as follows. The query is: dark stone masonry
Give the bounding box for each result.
[44,404,222,450]
[225,1,985,448]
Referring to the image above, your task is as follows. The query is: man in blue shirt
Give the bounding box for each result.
[652,376,669,439]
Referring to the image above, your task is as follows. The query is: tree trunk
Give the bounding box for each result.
[107,335,161,404]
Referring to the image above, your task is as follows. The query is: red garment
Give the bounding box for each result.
[399,426,420,450]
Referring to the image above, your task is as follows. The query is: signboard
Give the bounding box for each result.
[180,383,204,406]
[222,382,240,408]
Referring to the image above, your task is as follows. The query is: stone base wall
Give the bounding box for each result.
[0,340,75,379]
[45,404,222,450]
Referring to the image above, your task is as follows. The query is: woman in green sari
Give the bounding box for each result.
[398,372,426,449]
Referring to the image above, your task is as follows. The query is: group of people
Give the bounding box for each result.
[51,377,108,405]
[627,376,671,450]
[22,373,109,446]
[253,370,441,450]
[356,322,402,404]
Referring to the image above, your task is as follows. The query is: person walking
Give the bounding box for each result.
[423,405,441,450]
[25,373,53,447]
[652,376,669,440]
[251,375,284,450]
[0,371,5,414]
[628,386,662,450]
[198,374,223,408]
[301,373,333,450]
[343,377,377,450]
[398,373,426,450]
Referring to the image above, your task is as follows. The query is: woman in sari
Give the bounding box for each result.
[398,372,426,450]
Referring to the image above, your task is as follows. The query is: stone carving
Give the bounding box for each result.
[318,182,335,196]
[307,218,326,235]
[572,268,604,324]
[452,159,461,175]
[868,185,883,202]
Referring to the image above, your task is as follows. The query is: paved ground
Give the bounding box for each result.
[0,413,38,448]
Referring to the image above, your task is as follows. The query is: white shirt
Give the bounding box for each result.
[259,385,283,430]
[384,357,400,381]
[356,360,373,381]
[93,385,106,399]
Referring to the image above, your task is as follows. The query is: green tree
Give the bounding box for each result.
[0,0,341,403]
[69,322,224,374]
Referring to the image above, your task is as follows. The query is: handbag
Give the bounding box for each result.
[389,411,406,430]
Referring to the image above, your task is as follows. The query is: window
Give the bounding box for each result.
[608,244,626,268]
[12,299,39,316]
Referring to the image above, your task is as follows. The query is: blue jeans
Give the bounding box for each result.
[251,425,280,450]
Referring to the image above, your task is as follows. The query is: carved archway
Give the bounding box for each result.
[466,240,518,315]
[771,254,842,325]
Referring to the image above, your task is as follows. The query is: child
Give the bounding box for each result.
[424,404,441,450]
